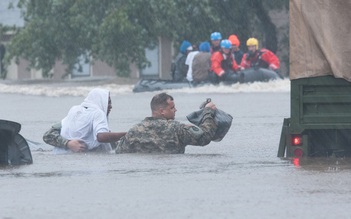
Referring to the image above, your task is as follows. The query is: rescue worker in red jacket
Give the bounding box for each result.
[240,38,280,72]
[210,39,240,83]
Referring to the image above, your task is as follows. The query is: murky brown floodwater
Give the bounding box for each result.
[1,89,351,219]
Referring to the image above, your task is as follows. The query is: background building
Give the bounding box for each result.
[0,0,173,80]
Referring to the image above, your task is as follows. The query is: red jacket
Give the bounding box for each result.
[210,45,221,54]
[240,48,280,70]
[211,51,239,76]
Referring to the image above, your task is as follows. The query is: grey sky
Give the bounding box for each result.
[0,0,24,27]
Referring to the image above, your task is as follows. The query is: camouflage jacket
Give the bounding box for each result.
[115,108,217,154]
[42,123,68,149]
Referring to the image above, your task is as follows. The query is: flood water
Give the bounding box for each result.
[1,79,351,219]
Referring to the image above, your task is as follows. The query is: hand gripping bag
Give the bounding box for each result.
[186,98,232,142]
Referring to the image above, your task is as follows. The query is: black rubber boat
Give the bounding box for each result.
[133,68,282,93]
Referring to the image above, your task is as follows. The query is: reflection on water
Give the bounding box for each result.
[292,157,300,167]
[287,157,351,172]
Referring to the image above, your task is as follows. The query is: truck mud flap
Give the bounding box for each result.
[277,118,290,157]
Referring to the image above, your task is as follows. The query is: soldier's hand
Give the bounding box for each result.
[66,139,87,152]
[205,102,217,110]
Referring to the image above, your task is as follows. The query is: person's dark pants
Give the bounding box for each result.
[209,72,220,84]
[209,70,239,84]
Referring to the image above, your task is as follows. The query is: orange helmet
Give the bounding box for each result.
[228,34,240,47]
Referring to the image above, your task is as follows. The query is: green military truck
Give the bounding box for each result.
[278,0,351,157]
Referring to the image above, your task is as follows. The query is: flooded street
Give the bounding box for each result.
[1,81,351,218]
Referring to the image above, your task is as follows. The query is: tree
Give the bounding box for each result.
[7,0,288,78]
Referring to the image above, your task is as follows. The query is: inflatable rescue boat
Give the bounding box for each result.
[133,68,282,93]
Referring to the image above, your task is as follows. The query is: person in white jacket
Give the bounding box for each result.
[185,47,199,82]
[49,88,125,153]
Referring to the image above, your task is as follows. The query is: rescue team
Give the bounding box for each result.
[42,33,279,154]
[172,32,281,84]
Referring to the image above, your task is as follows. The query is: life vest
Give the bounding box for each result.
[221,53,236,71]
[241,48,280,70]
[246,51,269,68]
[211,51,239,76]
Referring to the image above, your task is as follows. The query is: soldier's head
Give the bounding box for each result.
[151,93,177,120]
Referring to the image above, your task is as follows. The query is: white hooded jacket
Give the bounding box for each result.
[60,88,111,151]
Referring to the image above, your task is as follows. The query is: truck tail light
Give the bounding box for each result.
[294,148,303,157]
[291,135,302,146]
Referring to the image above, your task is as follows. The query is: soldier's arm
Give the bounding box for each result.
[179,107,217,146]
[43,123,88,152]
[97,132,127,143]
[42,123,69,149]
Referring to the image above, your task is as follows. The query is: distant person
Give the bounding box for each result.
[228,34,244,65]
[185,43,199,82]
[210,39,240,83]
[192,43,199,51]
[210,32,222,54]
[43,88,126,153]
[171,40,193,82]
[115,92,218,154]
[191,41,212,83]
[240,38,280,74]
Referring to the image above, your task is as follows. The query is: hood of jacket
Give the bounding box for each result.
[81,88,109,115]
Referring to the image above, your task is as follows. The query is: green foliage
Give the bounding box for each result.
[7,0,288,78]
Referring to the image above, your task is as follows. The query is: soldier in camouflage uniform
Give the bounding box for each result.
[116,92,218,154]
